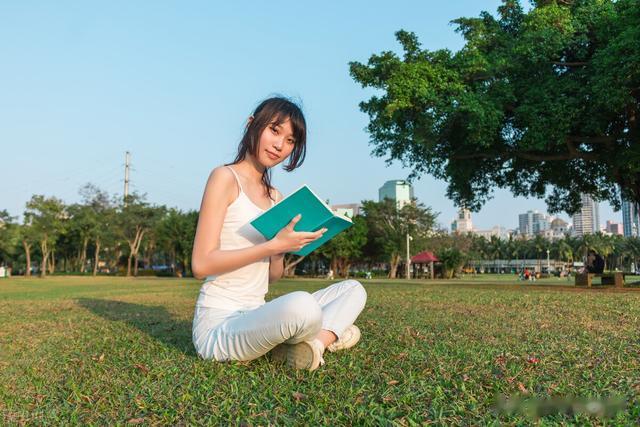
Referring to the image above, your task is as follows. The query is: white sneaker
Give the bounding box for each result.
[327,325,361,353]
[270,339,325,371]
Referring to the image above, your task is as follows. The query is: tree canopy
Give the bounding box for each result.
[350,0,640,214]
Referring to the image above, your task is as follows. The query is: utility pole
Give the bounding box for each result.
[124,151,130,206]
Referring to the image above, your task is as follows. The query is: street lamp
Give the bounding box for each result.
[406,232,413,280]
[546,249,550,272]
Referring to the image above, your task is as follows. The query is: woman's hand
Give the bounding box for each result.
[269,214,327,254]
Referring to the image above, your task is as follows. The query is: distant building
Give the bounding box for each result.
[550,217,569,239]
[518,210,549,236]
[572,194,600,237]
[537,217,569,240]
[378,180,414,209]
[605,220,623,235]
[331,203,361,218]
[451,208,473,233]
[622,199,640,237]
[473,226,513,240]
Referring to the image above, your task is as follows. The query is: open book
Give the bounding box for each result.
[250,185,353,256]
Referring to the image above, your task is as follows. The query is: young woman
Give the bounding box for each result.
[191,97,367,371]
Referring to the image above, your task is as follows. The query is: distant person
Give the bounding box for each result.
[190,97,367,371]
[583,250,605,274]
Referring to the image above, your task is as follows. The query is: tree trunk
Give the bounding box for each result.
[127,228,145,277]
[134,254,139,276]
[330,257,339,278]
[343,261,352,279]
[40,255,47,278]
[284,254,306,277]
[127,254,133,277]
[389,253,401,279]
[80,236,89,273]
[75,246,82,271]
[182,256,190,277]
[144,240,154,271]
[93,239,101,276]
[40,239,49,278]
[22,240,32,277]
[48,249,56,275]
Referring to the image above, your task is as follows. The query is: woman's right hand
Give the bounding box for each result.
[269,214,327,254]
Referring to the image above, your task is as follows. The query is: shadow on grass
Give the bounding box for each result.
[76,298,196,356]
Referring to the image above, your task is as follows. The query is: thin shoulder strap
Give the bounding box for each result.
[225,165,243,194]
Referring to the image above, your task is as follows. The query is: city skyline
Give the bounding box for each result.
[1,149,623,233]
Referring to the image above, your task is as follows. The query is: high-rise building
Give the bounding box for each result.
[518,210,549,236]
[451,208,473,233]
[622,199,640,237]
[572,194,600,237]
[518,211,533,235]
[378,180,414,209]
[605,220,623,235]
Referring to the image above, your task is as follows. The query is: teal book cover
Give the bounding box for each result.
[250,185,353,256]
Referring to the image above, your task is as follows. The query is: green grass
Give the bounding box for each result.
[1,276,640,425]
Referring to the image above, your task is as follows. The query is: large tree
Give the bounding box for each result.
[361,198,437,278]
[115,192,165,277]
[350,0,640,214]
[23,195,67,277]
[17,222,37,276]
[77,184,116,276]
[66,203,95,273]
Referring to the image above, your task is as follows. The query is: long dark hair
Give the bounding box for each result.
[226,97,307,202]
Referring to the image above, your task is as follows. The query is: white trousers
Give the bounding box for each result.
[192,279,367,362]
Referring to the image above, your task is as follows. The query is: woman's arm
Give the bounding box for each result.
[192,170,325,280]
[268,188,285,283]
[269,253,285,283]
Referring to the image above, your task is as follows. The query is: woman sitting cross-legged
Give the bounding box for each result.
[191,97,367,371]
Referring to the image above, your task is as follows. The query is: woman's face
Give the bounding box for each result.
[256,118,296,167]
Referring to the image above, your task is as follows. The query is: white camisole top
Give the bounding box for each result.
[195,165,277,311]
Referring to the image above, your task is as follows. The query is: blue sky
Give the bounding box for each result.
[0,1,619,230]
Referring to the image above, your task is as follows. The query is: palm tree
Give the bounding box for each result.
[505,235,517,273]
[576,234,596,263]
[624,237,640,272]
[594,233,615,271]
[610,235,627,270]
[487,235,504,273]
[532,235,548,272]
[556,239,574,264]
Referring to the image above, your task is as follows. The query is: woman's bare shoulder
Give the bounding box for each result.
[208,164,234,179]
[203,165,237,204]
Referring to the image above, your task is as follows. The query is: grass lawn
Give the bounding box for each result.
[1,276,640,425]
